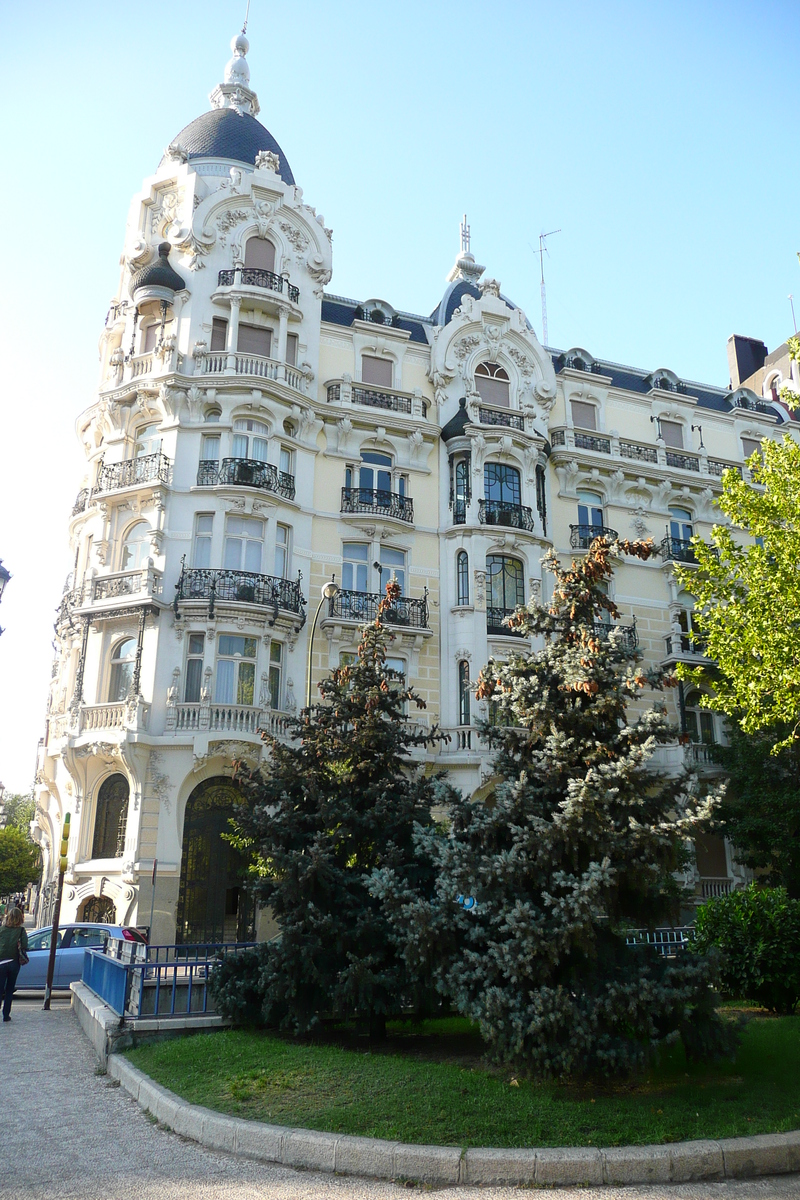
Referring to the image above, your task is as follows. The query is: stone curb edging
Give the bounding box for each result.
[105,1052,800,1187]
[73,985,800,1187]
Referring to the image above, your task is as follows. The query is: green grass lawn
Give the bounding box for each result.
[125,1015,800,1148]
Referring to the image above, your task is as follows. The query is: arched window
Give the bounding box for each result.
[486,555,524,632]
[91,774,129,859]
[458,659,471,727]
[109,637,137,702]
[233,418,269,462]
[474,362,510,407]
[574,489,604,547]
[121,521,150,571]
[80,895,116,924]
[244,236,276,273]
[484,463,521,504]
[456,551,469,606]
[669,507,693,542]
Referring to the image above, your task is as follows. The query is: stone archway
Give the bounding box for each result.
[80,895,116,924]
[175,776,255,945]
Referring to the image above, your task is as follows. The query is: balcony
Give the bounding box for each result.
[175,568,305,617]
[340,486,413,523]
[487,607,524,637]
[569,524,618,550]
[451,499,467,525]
[619,440,658,463]
[478,407,524,431]
[708,459,743,478]
[217,267,300,304]
[664,632,708,660]
[328,589,429,629]
[660,536,695,564]
[196,351,308,393]
[72,488,89,516]
[479,499,535,533]
[56,568,162,624]
[197,458,296,501]
[94,452,171,494]
[327,381,427,418]
[593,620,638,652]
[574,431,611,454]
[665,451,700,472]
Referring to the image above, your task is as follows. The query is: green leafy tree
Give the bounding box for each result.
[677,342,800,751]
[218,581,448,1036]
[375,539,734,1077]
[0,826,40,895]
[2,791,35,835]
[710,727,800,897]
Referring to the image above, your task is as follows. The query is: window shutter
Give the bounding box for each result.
[660,420,684,448]
[244,237,276,272]
[570,400,597,430]
[361,355,392,387]
[237,324,272,357]
[286,333,298,366]
[210,317,228,351]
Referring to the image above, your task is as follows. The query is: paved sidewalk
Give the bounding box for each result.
[4,999,800,1200]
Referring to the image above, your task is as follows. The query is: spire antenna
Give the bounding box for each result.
[537,228,561,347]
[242,0,251,34]
[460,214,471,255]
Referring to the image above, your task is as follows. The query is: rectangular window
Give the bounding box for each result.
[193,514,213,568]
[380,546,405,595]
[268,641,282,710]
[275,523,290,578]
[184,633,205,702]
[286,333,298,366]
[570,400,597,430]
[742,437,763,460]
[201,434,220,462]
[660,420,684,448]
[215,634,257,705]
[279,446,293,477]
[143,324,159,353]
[224,516,264,573]
[210,317,228,352]
[385,656,407,715]
[361,354,392,387]
[342,543,369,592]
[237,324,272,357]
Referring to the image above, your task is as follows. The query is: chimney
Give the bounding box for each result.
[727,334,768,389]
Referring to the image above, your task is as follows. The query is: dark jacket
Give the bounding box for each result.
[0,926,28,963]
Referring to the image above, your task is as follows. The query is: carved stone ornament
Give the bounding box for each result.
[279,220,309,252]
[255,149,280,173]
[164,142,188,164]
[480,277,502,298]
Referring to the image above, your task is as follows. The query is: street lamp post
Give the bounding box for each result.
[306,578,340,710]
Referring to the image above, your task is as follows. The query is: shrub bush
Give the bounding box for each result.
[209,945,270,1025]
[693,885,800,1015]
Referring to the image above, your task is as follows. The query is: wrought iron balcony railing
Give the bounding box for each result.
[570,523,618,550]
[660,536,695,564]
[730,394,774,415]
[479,499,535,532]
[72,488,89,516]
[340,487,413,523]
[619,441,658,463]
[486,607,524,637]
[175,568,305,616]
[327,382,416,416]
[574,431,611,454]
[197,457,296,500]
[665,451,700,472]
[217,267,300,303]
[593,620,638,652]
[328,589,429,629]
[451,499,467,525]
[94,452,171,494]
[478,407,524,431]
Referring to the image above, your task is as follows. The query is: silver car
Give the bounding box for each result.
[17,923,147,990]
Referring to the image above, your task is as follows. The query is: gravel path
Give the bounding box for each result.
[4,998,800,1200]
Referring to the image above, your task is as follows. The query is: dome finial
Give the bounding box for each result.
[446,214,485,284]
[210,23,260,117]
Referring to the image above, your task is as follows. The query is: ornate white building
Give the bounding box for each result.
[33,33,800,941]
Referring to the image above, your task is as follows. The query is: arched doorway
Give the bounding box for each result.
[175,777,255,945]
[80,895,116,924]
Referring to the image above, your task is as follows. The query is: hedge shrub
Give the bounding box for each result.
[693,885,800,1015]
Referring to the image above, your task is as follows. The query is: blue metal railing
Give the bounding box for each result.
[624,927,694,956]
[82,941,256,1020]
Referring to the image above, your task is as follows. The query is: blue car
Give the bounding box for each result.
[17,923,147,990]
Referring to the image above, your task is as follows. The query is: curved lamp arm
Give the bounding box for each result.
[305,578,339,710]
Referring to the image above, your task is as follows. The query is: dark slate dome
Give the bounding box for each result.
[162,108,295,184]
[130,242,185,297]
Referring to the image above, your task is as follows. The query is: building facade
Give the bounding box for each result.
[32,34,800,940]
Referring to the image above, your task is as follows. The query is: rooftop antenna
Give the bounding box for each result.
[790,294,797,335]
[537,228,560,347]
[242,0,251,33]
[460,213,470,255]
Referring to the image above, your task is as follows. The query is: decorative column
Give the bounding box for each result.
[226,297,242,374]
[276,303,290,366]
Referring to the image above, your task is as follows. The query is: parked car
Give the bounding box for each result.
[17,923,147,990]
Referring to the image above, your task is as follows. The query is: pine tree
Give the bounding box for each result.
[225,580,447,1036]
[374,539,734,1077]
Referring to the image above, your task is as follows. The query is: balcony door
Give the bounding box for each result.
[669,507,693,543]
[486,555,524,623]
[233,419,269,463]
[346,452,397,507]
[484,463,520,505]
[577,490,604,532]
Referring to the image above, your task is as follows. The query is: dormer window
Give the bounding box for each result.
[244,236,276,273]
[659,419,683,449]
[361,355,392,388]
[474,362,510,408]
[570,400,597,431]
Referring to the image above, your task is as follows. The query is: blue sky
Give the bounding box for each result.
[0,0,797,790]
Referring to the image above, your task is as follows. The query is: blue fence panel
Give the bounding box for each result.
[82,948,129,1015]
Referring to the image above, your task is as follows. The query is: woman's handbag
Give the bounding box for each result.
[16,936,29,968]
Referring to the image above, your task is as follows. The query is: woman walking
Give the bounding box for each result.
[0,908,28,1022]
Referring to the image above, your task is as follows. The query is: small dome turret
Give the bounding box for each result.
[129,242,185,302]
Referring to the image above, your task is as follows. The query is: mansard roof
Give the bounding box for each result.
[321,295,431,345]
[161,108,295,184]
